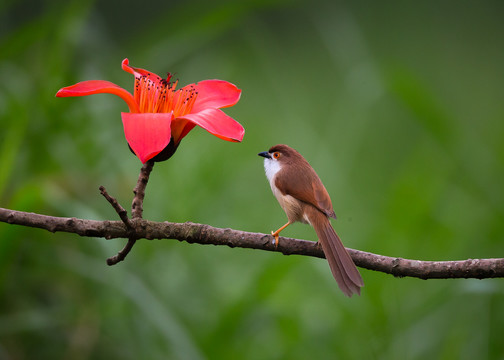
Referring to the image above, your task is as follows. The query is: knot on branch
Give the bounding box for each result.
[180,222,206,244]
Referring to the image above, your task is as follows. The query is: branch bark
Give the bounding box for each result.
[1,207,503,280]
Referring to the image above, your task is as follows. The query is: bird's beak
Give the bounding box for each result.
[258,151,272,159]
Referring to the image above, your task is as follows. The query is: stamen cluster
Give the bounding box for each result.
[134,73,198,117]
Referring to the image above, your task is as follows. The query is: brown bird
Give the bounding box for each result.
[258,144,363,297]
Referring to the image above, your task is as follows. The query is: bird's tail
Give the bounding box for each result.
[307,207,363,297]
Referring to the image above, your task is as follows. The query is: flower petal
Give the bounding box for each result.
[170,119,193,144]
[178,108,244,142]
[191,80,241,113]
[121,112,173,163]
[121,58,163,83]
[56,80,139,113]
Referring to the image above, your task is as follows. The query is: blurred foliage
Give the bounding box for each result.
[1,0,504,359]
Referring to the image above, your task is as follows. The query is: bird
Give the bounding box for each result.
[258,144,363,297]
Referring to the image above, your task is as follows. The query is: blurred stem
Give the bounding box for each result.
[0,101,28,200]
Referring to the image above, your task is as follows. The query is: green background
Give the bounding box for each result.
[1,0,504,359]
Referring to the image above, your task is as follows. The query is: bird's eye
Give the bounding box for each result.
[273,152,280,159]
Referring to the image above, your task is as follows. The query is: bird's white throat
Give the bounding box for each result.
[263,158,282,184]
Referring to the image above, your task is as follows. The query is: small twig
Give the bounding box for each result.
[99,186,132,230]
[106,238,137,265]
[99,185,136,266]
[106,160,155,266]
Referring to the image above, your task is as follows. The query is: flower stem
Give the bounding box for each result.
[131,160,155,219]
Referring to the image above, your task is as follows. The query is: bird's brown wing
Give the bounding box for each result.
[275,166,336,218]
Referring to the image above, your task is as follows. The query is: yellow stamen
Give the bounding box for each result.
[134,76,198,116]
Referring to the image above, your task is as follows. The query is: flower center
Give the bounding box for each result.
[134,74,198,117]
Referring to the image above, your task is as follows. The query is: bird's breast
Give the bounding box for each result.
[264,158,306,223]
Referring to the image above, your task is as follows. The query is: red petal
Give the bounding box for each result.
[121,112,173,163]
[56,80,139,113]
[191,80,241,113]
[178,108,244,142]
[121,58,162,84]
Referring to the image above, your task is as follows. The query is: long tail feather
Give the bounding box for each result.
[307,207,363,297]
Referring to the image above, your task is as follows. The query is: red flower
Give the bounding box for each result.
[56,59,243,163]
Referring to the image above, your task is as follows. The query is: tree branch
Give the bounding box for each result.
[1,207,503,280]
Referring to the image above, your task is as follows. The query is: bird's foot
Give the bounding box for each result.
[270,231,279,248]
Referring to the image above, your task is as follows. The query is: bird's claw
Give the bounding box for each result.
[271,231,279,248]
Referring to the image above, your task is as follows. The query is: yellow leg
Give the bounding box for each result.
[271,222,291,247]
